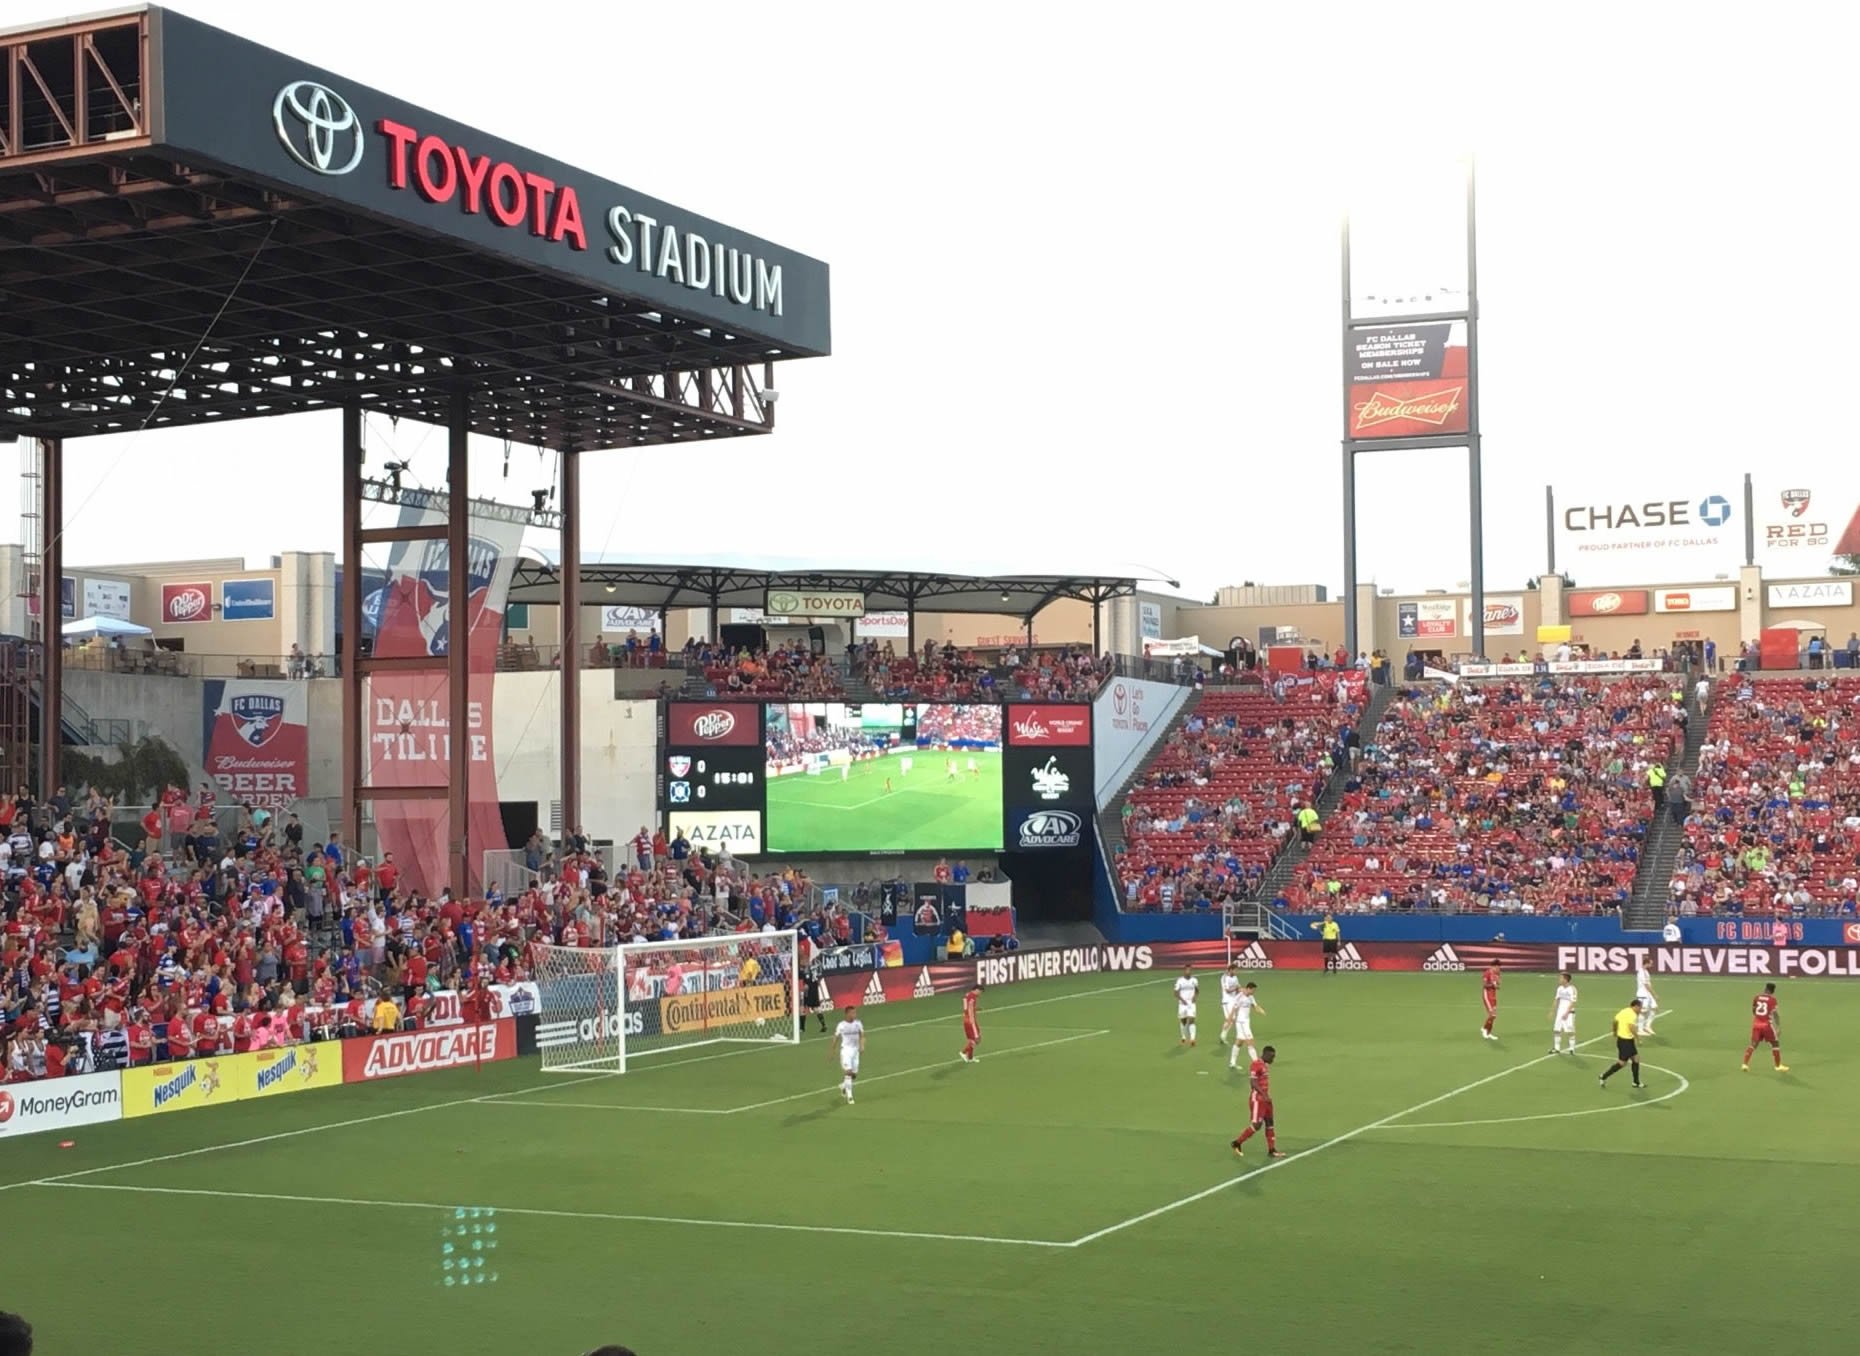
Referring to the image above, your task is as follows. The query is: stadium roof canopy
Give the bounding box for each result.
[506,553,1160,620]
[0,5,829,450]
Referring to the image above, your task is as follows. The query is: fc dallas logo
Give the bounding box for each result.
[229,694,287,747]
[1353,384,1465,431]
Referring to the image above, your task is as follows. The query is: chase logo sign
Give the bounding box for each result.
[229,694,287,747]
[1697,494,1733,527]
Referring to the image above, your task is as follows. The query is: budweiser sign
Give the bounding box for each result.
[342,1020,513,1081]
[1352,385,1465,432]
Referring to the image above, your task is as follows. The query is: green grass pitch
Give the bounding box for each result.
[3,970,1854,1354]
[766,747,1003,852]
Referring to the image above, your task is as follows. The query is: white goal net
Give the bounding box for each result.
[532,930,799,1074]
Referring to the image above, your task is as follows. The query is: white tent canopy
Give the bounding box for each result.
[63,614,152,640]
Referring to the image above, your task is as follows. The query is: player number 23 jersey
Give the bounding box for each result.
[1752,993,1776,1021]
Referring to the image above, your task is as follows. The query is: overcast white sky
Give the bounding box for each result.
[13,0,1858,601]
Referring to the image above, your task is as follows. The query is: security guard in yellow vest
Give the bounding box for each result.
[1648,763,1667,813]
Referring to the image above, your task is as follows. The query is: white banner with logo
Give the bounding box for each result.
[1769,580,1854,609]
[1093,677,1191,810]
[1552,484,1741,581]
[764,589,864,619]
[729,607,788,627]
[1753,476,1860,571]
[668,808,763,856]
[855,610,909,639]
[601,605,659,635]
[1477,596,1524,636]
[82,577,132,621]
[1140,635,1202,657]
[1655,586,1736,614]
[1457,659,1666,678]
[1139,602,1162,640]
[0,1069,124,1139]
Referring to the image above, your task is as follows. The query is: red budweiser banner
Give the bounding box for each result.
[1347,322,1470,441]
[1005,704,1092,746]
[201,679,308,811]
[367,499,522,895]
[341,1019,515,1082]
[667,702,761,746]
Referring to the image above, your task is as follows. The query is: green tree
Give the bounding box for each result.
[1831,554,1860,576]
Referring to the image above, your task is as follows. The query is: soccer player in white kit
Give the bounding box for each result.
[1635,960,1659,1036]
[1174,965,1199,1047]
[1548,971,1579,1054]
[1218,965,1244,1046]
[833,1005,865,1104]
[1227,981,1265,1069]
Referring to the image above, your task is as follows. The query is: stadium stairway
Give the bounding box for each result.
[1246,676,1395,903]
[1094,688,1203,860]
[1624,682,1712,930]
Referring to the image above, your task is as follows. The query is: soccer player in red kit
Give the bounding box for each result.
[1231,1045,1285,1159]
[1743,981,1789,1072]
[1480,959,1502,1040]
[959,983,982,1062]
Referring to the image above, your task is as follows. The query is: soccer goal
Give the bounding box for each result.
[532,930,799,1074]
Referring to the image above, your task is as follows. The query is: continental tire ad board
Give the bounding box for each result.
[1347,321,1469,440]
[659,982,789,1033]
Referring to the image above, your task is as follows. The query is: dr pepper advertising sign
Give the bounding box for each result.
[1348,321,1470,440]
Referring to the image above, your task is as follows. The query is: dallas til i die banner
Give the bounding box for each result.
[366,498,523,894]
[202,679,309,811]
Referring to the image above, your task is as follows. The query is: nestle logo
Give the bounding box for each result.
[691,710,736,740]
[166,586,209,620]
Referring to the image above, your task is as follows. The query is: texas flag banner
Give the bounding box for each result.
[366,494,523,896]
[201,679,309,811]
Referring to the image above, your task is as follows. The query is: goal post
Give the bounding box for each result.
[533,929,800,1074]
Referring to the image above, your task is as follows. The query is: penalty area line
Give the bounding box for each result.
[27,1180,1070,1248]
[1066,1015,1673,1249]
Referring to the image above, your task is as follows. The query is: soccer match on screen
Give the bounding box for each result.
[1,3,1855,1354]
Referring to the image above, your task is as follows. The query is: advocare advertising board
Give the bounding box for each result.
[150,9,828,355]
[1004,703,1094,851]
[1347,321,1469,440]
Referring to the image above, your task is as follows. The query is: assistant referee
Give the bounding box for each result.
[1310,912,1341,975]
[1599,999,1644,1089]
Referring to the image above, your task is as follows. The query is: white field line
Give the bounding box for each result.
[32,1181,1069,1249]
[1065,1013,1674,1248]
[1,978,1160,1193]
[492,1028,1107,1115]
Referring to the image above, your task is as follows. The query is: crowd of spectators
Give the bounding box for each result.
[1114,671,1367,910]
[1668,674,1860,916]
[1293,675,1683,915]
[0,788,864,1084]
[852,640,1108,702]
[684,639,844,698]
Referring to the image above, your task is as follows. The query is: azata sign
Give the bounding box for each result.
[764,590,865,618]
[161,582,214,624]
[1767,580,1854,608]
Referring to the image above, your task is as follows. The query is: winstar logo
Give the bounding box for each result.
[1353,385,1464,431]
[376,119,588,251]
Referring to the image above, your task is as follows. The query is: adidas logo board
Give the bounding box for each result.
[1422,944,1466,972]
[863,972,886,1005]
[1234,941,1274,969]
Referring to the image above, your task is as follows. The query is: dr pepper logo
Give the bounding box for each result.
[668,703,758,746]
[691,710,735,740]
[162,582,212,623]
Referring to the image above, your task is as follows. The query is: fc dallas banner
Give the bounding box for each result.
[367,496,522,895]
[201,679,309,811]
[1348,321,1470,440]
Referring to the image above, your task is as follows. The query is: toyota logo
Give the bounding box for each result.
[273,81,364,176]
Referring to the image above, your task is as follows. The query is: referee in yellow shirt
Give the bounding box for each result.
[1599,999,1643,1089]
[1310,913,1342,976]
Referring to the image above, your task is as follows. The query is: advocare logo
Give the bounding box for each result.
[273,81,365,176]
[691,710,736,741]
[1018,810,1082,848]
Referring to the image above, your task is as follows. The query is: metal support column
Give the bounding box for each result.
[447,389,472,897]
[341,405,363,851]
[1464,161,1486,659]
[1339,215,1359,660]
[1091,593,1102,656]
[39,437,62,798]
[559,448,581,841]
[1545,485,1557,576]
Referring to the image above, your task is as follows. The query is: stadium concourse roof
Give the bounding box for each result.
[0,6,828,450]
[504,552,1164,619]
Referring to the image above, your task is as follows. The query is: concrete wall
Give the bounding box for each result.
[488,672,657,841]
